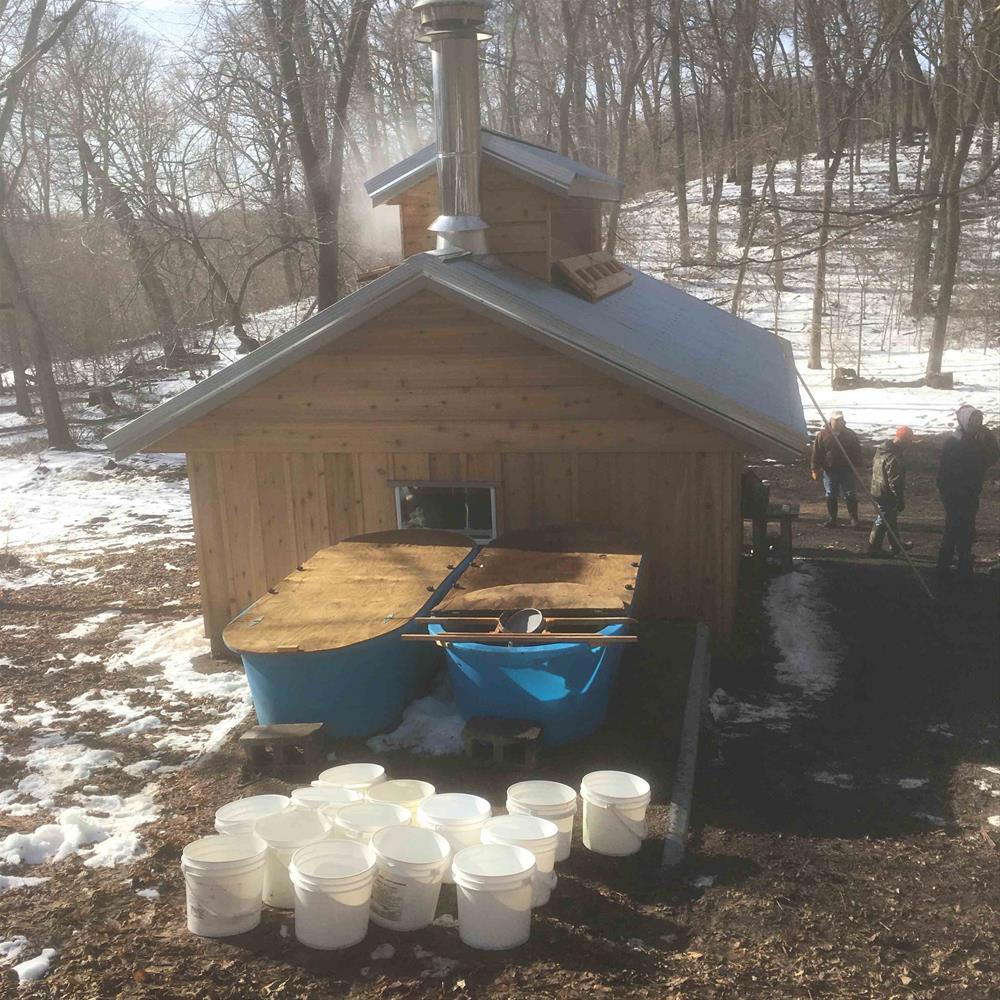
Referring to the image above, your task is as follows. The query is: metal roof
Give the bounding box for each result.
[364,128,624,205]
[103,253,806,461]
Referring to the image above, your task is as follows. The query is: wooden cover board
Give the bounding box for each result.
[223,529,475,654]
[434,544,642,615]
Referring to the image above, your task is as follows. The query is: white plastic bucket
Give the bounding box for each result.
[255,808,328,908]
[369,825,452,931]
[316,762,387,793]
[289,840,376,950]
[452,844,536,950]
[181,834,267,937]
[506,780,578,862]
[290,785,364,815]
[366,779,435,822]
[481,814,559,907]
[580,770,651,857]
[417,793,492,885]
[334,801,411,844]
[214,794,290,837]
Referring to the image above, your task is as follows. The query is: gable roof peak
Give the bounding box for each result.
[365,128,624,206]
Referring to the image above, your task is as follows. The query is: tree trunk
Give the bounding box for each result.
[910,0,961,317]
[925,21,998,375]
[706,168,724,264]
[0,225,72,449]
[887,48,900,195]
[77,140,182,361]
[669,0,691,264]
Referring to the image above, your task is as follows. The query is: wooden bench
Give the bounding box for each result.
[741,471,800,574]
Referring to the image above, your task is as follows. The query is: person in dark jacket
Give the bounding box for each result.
[935,405,999,578]
[811,410,863,528]
[869,426,913,557]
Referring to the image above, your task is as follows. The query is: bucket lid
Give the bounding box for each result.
[335,801,411,837]
[255,806,327,848]
[452,843,536,890]
[290,840,375,882]
[291,786,363,809]
[580,770,651,808]
[214,794,290,828]
[482,813,559,849]
[367,779,435,807]
[506,780,577,809]
[372,824,451,866]
[317,762,386,789]
[182,833,266,865]
[499,607,545,633]
[418,793,491,827]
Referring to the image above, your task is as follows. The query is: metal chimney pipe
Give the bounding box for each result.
[415,0,490,255]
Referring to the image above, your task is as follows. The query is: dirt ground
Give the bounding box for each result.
[2,433,999,999]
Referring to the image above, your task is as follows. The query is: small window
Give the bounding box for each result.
[394,484,496,542]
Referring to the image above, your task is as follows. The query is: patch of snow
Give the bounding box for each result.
[421,956,459,979]
[912,812,949,827]
[371,943,395,960]
[123,759,162,777]
[987,816,1000,828]
[689,875,716,888]
[57,611,121,640]
[812,771,856,789]
[13,947,57,983]
[71,653,103,666]
[0,874,49,892]
[431,913,457,928]
[0,789,157,867]
[981,766,1000,775]
[0,935,29,964]
[105,715,163,737]
[413,945,433,959]
[367,677,465,757]
[136,887,160,900]
[897,778,928,790]
[766,566,841,701]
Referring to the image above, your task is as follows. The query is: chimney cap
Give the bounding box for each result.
[414,0,488,33]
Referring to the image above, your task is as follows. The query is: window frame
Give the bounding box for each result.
[391,480,498,542]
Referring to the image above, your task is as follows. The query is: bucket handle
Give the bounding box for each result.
[607,803,647,842]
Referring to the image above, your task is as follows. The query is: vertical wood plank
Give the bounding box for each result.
[428,453,466,481]
[392,453,431,481]
[534,452,574,526]
[288,453,331,560]
[187,452,234,651]
[326,453,363,540]
[358,453,396,532]
[255,452,297,589]
[215,452,267,616]
[464,453,501,482]
[500,453,534,532]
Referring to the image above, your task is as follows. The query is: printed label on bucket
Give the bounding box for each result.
[370,872,408,923]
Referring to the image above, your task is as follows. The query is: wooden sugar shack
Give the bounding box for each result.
[104,0,805,655]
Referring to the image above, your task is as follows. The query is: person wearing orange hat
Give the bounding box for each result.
[868,426,914,557]
[936,405,999,579]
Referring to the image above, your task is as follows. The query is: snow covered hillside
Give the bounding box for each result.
[620,142,999,439]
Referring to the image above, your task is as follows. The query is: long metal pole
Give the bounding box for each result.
[795,366,936,602]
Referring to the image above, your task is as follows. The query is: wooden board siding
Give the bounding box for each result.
[154,292,734,457]
[189,445,741,653]
[175,291,743,651]
[392,162,600,280]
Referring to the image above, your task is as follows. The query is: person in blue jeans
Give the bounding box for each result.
[869,426,914,557]
[811,410,863,527]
